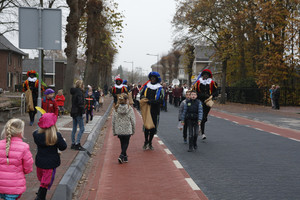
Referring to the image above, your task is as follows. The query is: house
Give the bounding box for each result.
[22,57,85,91]
[193,46,222,85]
[0,35,27,92]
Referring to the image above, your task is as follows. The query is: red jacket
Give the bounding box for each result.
[42,97,58,116]
[55,95,65,107]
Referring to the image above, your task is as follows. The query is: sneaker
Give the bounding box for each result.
[148,144,154,150]
[118,155,123,164]
[30,121,34,126]
[71,144,75,149]
[184,139,187,144]
[142,142,148,150]
[74,143,85,151]
[202,134,206,140]
[123,156,128,163]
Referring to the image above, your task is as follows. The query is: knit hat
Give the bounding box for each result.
[44,88,55,95]
[38,113,57,129]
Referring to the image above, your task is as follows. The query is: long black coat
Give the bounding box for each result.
[33,130,67,169]
[70,87,85,118]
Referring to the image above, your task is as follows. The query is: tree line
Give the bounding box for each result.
[170,0,299,104]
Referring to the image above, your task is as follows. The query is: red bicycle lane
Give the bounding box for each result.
[210,110,300,142]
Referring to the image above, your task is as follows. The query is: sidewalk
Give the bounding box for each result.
[0,96,113,200]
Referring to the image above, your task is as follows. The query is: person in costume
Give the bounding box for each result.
[139,72,164,150]
[23,70,44,126]
[193,69,218,140]
[111,76,128,104]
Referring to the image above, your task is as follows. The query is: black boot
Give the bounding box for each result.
[35,187,47,200]
[193,135,198,149]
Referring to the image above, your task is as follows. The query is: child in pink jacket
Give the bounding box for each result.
[0,118,33,200]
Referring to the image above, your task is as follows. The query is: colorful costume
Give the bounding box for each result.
[140,72,164,150]
[193,69,218,138]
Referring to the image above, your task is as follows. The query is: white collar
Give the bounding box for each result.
[28,77,37,82]
[146,82,162,90]
[114,84,124,89]
[200,77,212,85]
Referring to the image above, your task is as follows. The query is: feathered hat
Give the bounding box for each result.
[148,71,161,83]
[27,70,37,77]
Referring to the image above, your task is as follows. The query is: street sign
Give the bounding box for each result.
[19,7,62,50]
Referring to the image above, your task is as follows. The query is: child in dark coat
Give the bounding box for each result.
[85,91,96,123]
[181,90,203,152]
[33,113,67,200]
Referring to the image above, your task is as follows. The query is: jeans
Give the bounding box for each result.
[71,116,85,144]
[187,119,199,147]
[0,194,20,200]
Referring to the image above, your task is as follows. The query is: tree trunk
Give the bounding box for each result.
[64,0,87,111]
[85,0,104,88]
[220,59,227,104]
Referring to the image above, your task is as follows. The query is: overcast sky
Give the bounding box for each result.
[114,0,176,75]
[4,0,177,77]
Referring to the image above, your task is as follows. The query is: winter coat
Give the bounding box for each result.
[33,130,67,169]
[181,99,203,121]
[70,88,85,118]
[178,99,187,121]
[42,97,58,116]
[112,104,136,136]
[85,94,96,111]
[0,137,33,195]
[55,95,65,107]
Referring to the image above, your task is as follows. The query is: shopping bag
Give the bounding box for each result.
[177,121,183,130]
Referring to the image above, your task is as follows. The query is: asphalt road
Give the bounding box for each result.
[158,104,300,200]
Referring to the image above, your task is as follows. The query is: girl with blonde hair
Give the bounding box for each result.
[0,118,33,200]
[112,93,136,163]
[33,113,67,200]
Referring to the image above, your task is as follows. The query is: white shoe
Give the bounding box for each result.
[202,134,206,140]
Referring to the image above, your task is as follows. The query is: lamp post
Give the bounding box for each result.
[146,53,159,72]
[124,61,134,83]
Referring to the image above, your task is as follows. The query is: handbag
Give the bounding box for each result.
[204,96,214,107]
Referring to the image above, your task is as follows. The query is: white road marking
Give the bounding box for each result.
[269,132,280,136]
[173,160,183,169]
[232,121,239,124]
[288,138,300,142]
[164,149,172,154]
[185,178,200,190]
[255,128,263,131]
[158,140,164,145]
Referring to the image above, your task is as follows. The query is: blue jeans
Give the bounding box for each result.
[0,194,20,200]
[71,116,85,144]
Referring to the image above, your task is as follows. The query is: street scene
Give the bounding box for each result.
[0,0,300,200]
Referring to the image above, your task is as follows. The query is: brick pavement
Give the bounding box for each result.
[0,96,112,200]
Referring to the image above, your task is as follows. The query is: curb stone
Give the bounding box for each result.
[51,101,113,200]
